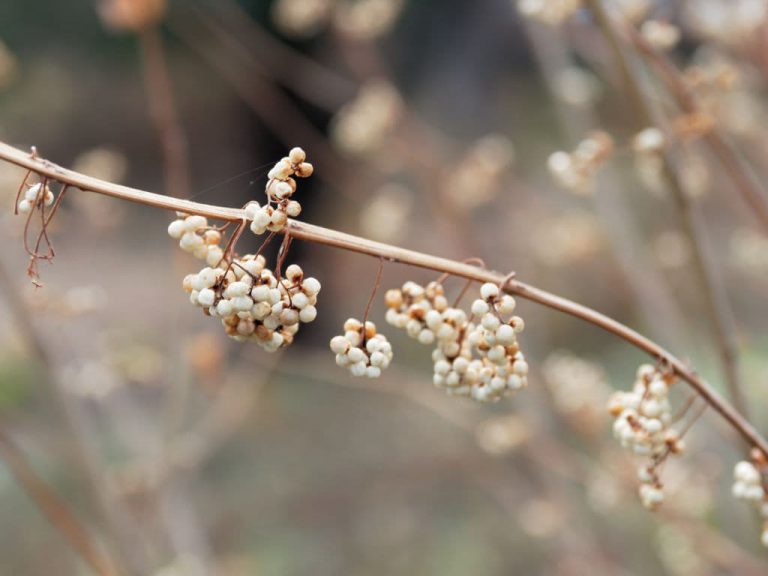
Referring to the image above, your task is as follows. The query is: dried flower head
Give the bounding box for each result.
[444,135,515,210]
[548,131,614,195]
[331,80,402,156]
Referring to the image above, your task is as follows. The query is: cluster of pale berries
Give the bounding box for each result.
[608,364,684,510]
[182,256,321,352]
[385,281,528,403]
[330,319,393,378]
[732,451,768,547]
[246,147,313,235]
[168,213,225,266]
[16,182,54,214]
[548,131,614,195]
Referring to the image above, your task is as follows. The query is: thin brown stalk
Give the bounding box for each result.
[584,0,749,421]
[0,139,765,455]
[624,22,768,235]
[0,428,119,576]
[138,26,190,199]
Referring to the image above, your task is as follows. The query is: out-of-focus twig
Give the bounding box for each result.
[585,0,749,422]
[138,26,190,199]
[624,22,768,236]
[0,427,119,576]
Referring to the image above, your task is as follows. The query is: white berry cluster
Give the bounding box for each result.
[517,0,582,26]
[608,364,684,510]
[167,213,224,266]
[330,319,393,378]
[639,20,681,51]
[547,131,614,195]
[384,280,449,345]
[181,255,321,352]
[732,453,768,546]
[246,147,313,235]
[385,281,528,403]
[17,182,54,214]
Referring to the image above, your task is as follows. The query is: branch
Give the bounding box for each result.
[0,428,119,576]
[0,139,766,456]
[624,21,768,236]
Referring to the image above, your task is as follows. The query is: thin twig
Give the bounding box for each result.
[0,140,765,455]
[624,22,768,235]
[0,428,119,576]
[138,26,190,199]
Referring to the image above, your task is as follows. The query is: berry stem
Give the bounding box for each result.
[0,139,766,455]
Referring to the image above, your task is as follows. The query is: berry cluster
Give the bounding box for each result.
[330,319,393,378]
[385,280,528,403]
[547,131,614,195]
[384,280,449,345]
[732,450,768,547]
[608,364,684,510]
[17,182,54,214]
[182,256,321,352]
[247,147,313,235]
[639,20,681,51]
[167,214,224,267]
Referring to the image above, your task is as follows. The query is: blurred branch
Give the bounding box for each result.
[0,140,766,456]
[522,19,689,349]
[624,22,768,235]
[138,26,190,199]
[0,427,119,576]
[202,0,357,110]
[0,255,137,575]
[584,0,749,421]
[167,12,351,192]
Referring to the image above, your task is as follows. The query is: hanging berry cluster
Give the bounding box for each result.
[330,319,393,378]
[168,148,320,351]
[384,280,528,403]
[246,147,313,235]
[16,181,54,214]
[181,256,320,352]
[608,364,686,510]
[732,449,768,547]
[168,214,225,266]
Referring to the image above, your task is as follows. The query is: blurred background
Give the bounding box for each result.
[1,0,768,574]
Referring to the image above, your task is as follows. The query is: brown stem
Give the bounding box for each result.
[362,257,385,329]
[138,27,190,199]
[0,428,119,576]
[0,140,766,454]
[584,0,750,421]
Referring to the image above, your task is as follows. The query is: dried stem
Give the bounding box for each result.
[0,428,119,576]
[584,0,749,421]
[623,22,768,235]
[138,26,190,199]
[361,257,385,329]
[0,139,766,455]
